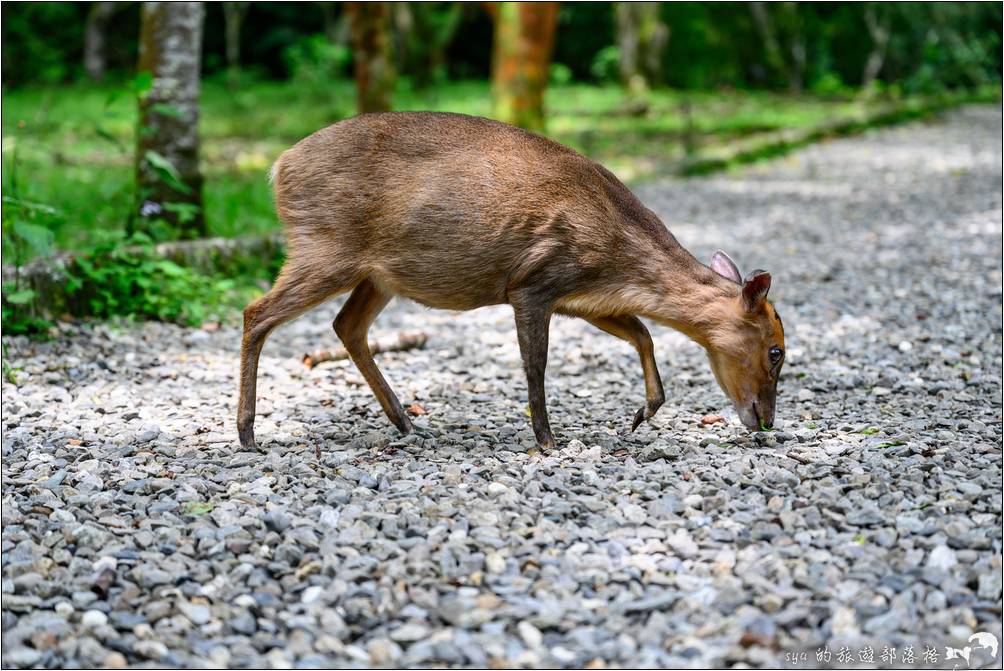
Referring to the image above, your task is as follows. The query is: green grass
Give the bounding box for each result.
[3,75,997,259]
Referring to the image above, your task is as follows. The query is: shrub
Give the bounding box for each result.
[65,234,256,327]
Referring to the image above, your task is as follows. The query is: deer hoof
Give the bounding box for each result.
[395,416,415,435]
[238,425,257,451]
[631,406,648,432]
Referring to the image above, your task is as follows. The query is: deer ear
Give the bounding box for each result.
[710,250,742,283]
[742,270,771,310]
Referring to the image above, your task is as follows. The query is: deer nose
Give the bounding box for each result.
[753,400,774,430]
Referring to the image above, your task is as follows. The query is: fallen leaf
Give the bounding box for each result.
[701,414,726,425]
[181,501,214,516]
[406,403,427,416]
[739,629,776,649]
[67,438,83,446]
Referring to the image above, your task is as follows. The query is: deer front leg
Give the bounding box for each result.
[333,279,414,435]
[510,290,556,450]
[584,314,665,431]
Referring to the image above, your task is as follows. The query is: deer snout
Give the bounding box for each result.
[736,403,761,431]
[736,397,774,431]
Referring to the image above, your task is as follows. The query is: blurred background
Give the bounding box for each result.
[1,2,1001,335]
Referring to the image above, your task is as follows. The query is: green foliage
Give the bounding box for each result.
[810,73,850,97]
[0,306,51,337]
[548,63,574,87]
[2,342,25,384]
[590,46,620,84]
[282,34,352,86]
[2,153,59,267]
[144,150,193,196]
[1,2,88,85]
[2,2,1001,92]
[553,2,615,81]
[1,151,59,335]
[5,76,1000,263]
[398,3,464,88]
[65,233,252,327]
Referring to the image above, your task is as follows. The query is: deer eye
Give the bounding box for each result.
[769,347,783,364]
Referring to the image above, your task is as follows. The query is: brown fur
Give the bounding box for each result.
[238,112,784,449]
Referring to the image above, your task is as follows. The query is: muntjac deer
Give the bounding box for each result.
[238,112,785,450]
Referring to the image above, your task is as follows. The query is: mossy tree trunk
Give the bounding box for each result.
[135,1,205,239]
[489,2,559,132]
[614,2,668,97]
[346,2,396,114]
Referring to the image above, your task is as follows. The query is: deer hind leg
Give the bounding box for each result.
[510,289,556,450]
[238,262,358,450]
[582,314,665,431]
[333,278,414,435]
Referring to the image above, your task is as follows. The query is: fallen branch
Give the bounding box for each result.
[302,330,428,369]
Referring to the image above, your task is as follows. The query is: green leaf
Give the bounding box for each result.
[3,289,36,305]
[12,221,55,256]
[144,150,181,180]
[104,89,125,109]
[162,202,201,224]
[93,123,125,150]
[133,71,154,97]
[859,427,880,435]
[182,502,214,521]
[155,260,187,277]
[150,103,184,118]
[2,196,60,217]
[144,151,192,195]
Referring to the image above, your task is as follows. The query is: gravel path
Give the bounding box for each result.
[3,105,1002,669]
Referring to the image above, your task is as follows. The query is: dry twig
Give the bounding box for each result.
[302,330,428,368]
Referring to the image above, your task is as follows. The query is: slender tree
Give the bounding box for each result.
[135,2,205,238]
[346,2,396,113]
[222,2,249,89]
[749,2,805,92]
[861,3,890,89]
[614,3,668,97]
[84,2,119,81]
[396,3,464,89]
[318,2,339,43]
[489,2,560,132]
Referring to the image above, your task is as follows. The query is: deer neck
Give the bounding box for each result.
[632,249,740,349]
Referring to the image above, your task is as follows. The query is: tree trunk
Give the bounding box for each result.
[222,2,249,89]
[750,2,803,92]
[400,3,464,89]
[862,3,890,88]
[782,3,805,93]
[319,2,336,42]
[390,3,413,76]
[346,2,396,114]
[489,1,560,132]
[614,2,668,97]
[84,2,118,81]
[135,1,205,239]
